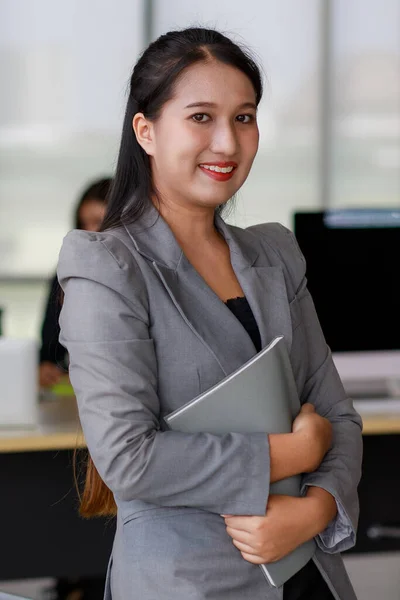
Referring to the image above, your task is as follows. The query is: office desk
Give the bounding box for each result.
[361,415,400,435]
[361,416,400,435]
[0,397,114,581]
[0,397,85,454]
[2,397,399,452]
[1,397,400,581]
[347,400,400,555]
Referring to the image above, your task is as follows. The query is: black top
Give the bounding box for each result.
[225,296,334,599]
[225,296,262,352]
[39,274,68,369]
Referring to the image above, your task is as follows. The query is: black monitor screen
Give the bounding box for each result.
[293,209,399,353]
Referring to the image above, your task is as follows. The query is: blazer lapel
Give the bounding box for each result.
[154,257,257,376]
[123,206,292,376]
[216,217,293,354]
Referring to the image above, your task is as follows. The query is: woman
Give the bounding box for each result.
[57,28,362,600]
[39,177,112,389]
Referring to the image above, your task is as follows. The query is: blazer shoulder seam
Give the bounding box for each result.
[100,231,150,314]
[99,239,124,269]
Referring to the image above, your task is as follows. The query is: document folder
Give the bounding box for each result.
[165,336,316,587]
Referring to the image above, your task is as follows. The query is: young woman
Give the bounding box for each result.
[57,28,362,600]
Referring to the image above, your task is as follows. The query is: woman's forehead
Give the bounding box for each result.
[170,61,257,108]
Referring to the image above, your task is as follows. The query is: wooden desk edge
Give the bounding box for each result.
[0,431,86,453]
[2,414,400,453]
[362,415,400,435]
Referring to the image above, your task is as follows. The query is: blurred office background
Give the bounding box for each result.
[1,0,399,339]
[0,0,399,598]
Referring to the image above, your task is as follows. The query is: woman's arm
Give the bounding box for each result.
[270,403,332,483]
[248,223,363,554]
[291,253,362,554]
[39,274,68,387]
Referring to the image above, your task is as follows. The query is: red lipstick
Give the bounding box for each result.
[198,162,238,182]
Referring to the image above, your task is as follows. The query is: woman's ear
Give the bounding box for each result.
[132,113,155,156]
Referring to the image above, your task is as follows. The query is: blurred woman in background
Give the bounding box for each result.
[39,177,112,389]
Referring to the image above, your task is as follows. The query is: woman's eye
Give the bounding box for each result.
[192,113,210,123]
[236,114,254,123]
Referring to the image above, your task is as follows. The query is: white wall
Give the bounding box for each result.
[0,0,144,278]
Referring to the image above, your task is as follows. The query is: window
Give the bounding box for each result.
[0,0,144,278]
[331,0,400,207]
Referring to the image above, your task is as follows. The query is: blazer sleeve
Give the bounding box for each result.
[57,230,270,516]
[249,223,363,554]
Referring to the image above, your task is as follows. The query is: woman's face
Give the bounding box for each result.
[135,60,260,211]
[79,199,106,231]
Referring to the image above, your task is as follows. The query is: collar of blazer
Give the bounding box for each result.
[122,203,292,374]
[122,201,260,271]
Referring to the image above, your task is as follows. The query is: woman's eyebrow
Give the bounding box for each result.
[184,101,257,110]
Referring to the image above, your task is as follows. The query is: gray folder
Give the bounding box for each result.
[165,335,316,588]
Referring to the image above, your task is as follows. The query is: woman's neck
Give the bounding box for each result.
[154,197,221,249]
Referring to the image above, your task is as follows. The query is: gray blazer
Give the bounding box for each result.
[57,204,362,600]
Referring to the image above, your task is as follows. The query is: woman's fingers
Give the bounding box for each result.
[225,526,252,545]
[231,538,259,556]
[223,515,262,532]
[239,551,265,565]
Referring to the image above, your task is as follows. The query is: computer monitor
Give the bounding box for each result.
[293,209,400,396]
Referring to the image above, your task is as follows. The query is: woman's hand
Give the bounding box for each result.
[38,361,64,388]
[292,403,332,473]
[223,489,337,565]
[223,495,312,564]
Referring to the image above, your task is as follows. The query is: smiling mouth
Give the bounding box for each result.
[198,162,237,181]
[199,164,235,173]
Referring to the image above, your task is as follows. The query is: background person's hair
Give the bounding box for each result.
[80,27,263,518]
[74,176,113,229]
[101,26,263,232]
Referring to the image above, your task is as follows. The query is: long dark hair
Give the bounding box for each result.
[74,177,113,229]
[81,27,263,518]
[101,27,263,232]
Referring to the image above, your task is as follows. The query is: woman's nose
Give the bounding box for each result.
[209,123,238,157]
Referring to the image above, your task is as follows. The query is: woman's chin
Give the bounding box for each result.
[193,185,239,208]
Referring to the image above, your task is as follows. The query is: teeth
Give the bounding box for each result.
[200,165,234,173]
